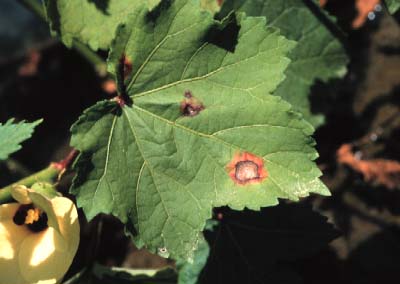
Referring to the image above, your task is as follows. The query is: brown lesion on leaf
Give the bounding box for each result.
[113,53,133,107]
[235,161,260,182]
[227,152,268,186]
[180,91,205,117]
[119,53,133,80]
[112,95,126,107]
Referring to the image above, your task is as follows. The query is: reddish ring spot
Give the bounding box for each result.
[227,152,268,185]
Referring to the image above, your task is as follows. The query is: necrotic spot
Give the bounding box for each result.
[235,161,260,182]
[227,152,268,186]
[180,91,204,117]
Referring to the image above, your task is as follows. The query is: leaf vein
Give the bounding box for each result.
[122,108,172,228]
[133,47,278,98]
[91,116,117,210]
[128,21,202,91]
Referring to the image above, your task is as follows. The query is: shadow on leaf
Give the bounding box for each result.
[88,0,110,15]
[200,203,340,284]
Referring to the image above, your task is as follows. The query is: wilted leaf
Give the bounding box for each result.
[219,0,348,127]
[71,0,329,260]
[353,0,380,29]
[337,144,400,189]
[18,50,41,77]
[0,119,42,161]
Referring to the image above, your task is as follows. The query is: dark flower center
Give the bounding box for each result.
[13,204,49,233]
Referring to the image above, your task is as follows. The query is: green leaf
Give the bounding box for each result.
[44,0,223,51]
[385,0,400,14]
[0,119,42,161]
[63,263,176,284]
[219,0,348,127]
[71,0,329,261]
[44,0,151,50]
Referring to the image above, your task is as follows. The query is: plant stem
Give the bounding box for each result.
[52,149,79,172]
[17,0,107,74]
[0,165,60,204]
[18,0,46,19]
[0,149,79,204]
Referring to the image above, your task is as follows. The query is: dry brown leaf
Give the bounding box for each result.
[18,50,41,77]
[102,79,117,94]
[337,144,400,189]
[353,0,380,29]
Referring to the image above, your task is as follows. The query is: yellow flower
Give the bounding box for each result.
[0,185,80,284]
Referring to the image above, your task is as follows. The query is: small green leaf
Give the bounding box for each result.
[0,119,42,161]
[219,0,349,127]
[71,0,329,260]
[385,0,400,14]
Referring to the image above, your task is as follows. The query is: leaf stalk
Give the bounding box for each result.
[0,165,60,204]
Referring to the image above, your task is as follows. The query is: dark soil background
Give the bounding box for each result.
[0,0,399,283]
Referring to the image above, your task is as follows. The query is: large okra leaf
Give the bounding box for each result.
[70,0,329,260]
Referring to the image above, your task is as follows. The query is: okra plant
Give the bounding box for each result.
[0,0,398,283]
